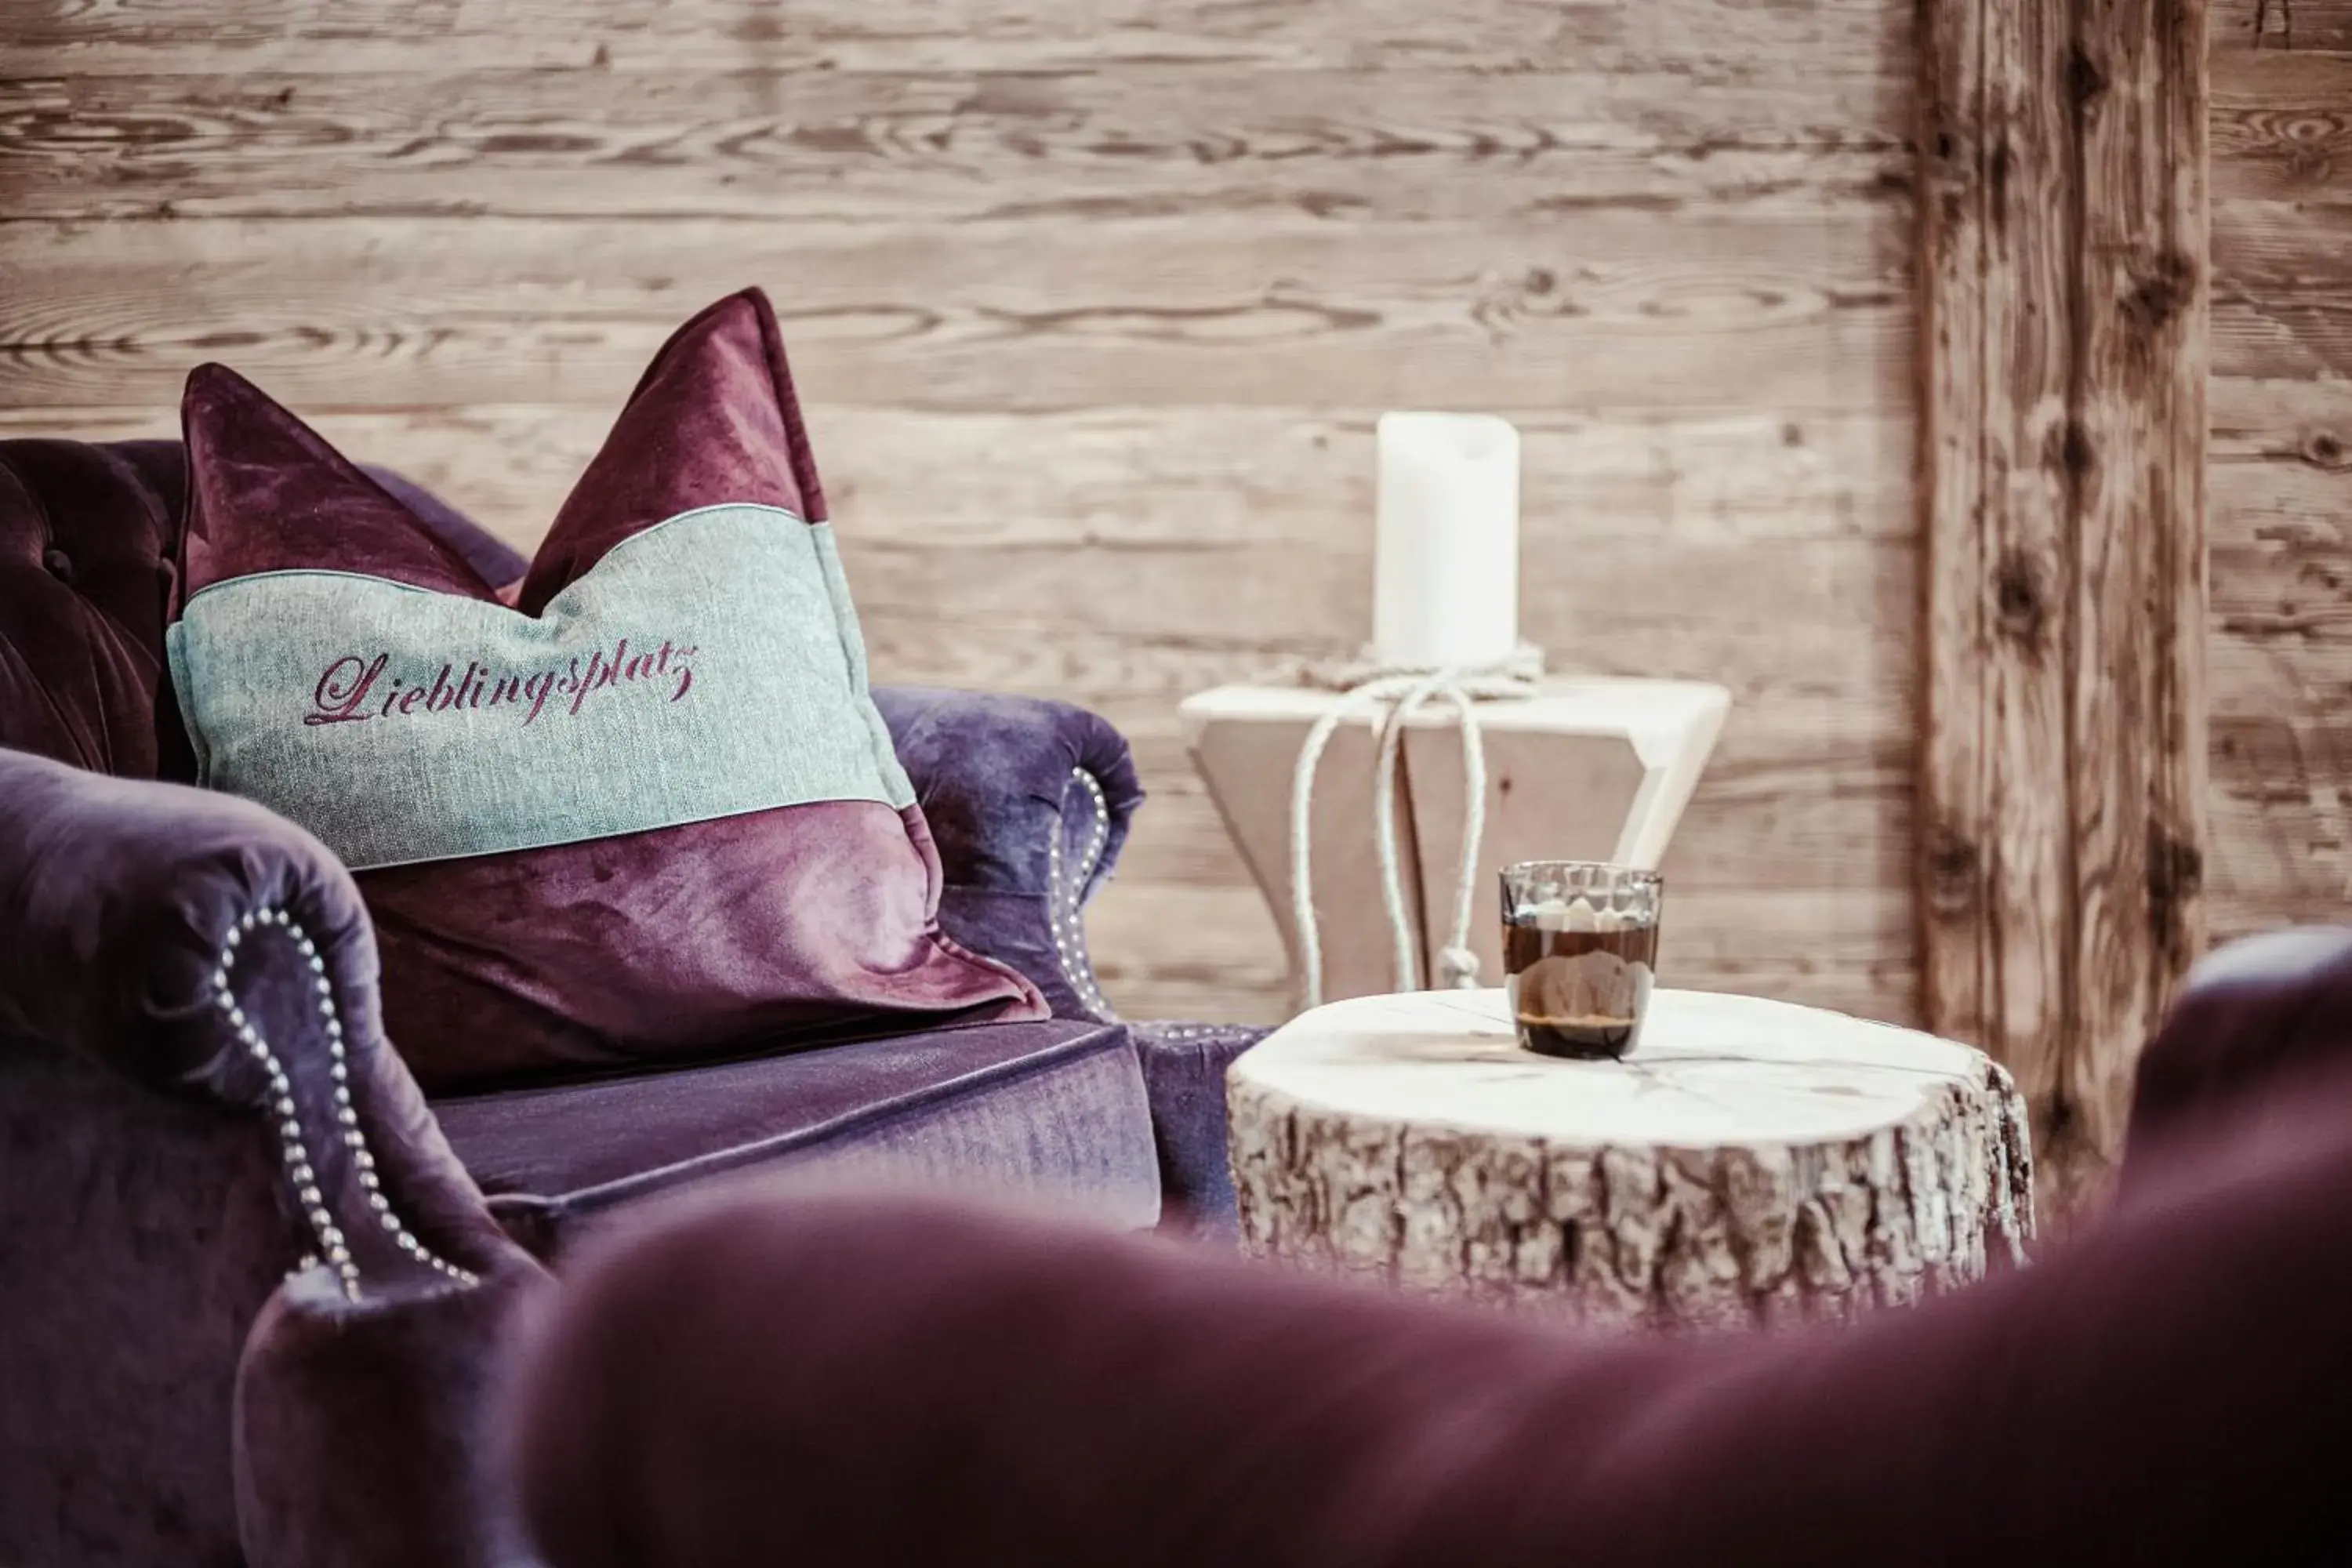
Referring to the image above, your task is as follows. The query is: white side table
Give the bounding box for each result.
[1181,678,1729,1008]
[1227,987,2034,1329]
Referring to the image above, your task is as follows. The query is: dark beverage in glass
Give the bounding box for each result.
[1499,861,1663,1060]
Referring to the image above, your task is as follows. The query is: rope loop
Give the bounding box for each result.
[1284,642,1542,1011]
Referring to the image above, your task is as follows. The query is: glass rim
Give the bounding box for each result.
[1498,858,1664,887]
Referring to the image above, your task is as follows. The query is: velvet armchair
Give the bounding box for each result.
[509,927,2352,1567]
[0,436,1268,1568]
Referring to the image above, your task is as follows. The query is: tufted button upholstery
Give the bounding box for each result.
[0,440,186,779]
[0,437,525,782]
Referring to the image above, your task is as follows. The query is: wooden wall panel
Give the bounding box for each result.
[2069,0,2212,1183]
[0,0,1918,1028]
[0,215,1912,414]
[1918,0,2210,1210]
[1915,0,2077,1163]
[5,0,1913,74]
[2207,6,2352,952]
[0,69,1908,223]
[2216,0,2352,53]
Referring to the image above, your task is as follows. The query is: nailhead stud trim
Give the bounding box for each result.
[217,907,478,1298]
[1045,768,1113,1017]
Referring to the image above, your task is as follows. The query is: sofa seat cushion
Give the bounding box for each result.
[433,1018,1158,1254]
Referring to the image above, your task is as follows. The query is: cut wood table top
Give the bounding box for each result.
[1227,986,2034,1328]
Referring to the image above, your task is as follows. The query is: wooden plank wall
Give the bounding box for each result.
[2209,0,2352,946]
[0,0,1918,1029]
[1918,0,2209,1214]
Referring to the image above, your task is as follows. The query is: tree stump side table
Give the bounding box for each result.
[1228,988,2034,1330]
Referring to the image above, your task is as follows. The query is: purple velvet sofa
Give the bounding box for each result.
[508,927,2352,1566]
[0,436,1269,1568]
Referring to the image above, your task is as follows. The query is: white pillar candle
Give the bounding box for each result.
[1372,412,1520,670]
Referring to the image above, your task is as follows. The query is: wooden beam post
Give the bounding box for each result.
[1918,0,2209,1216]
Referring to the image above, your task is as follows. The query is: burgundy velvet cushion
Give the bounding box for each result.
[172,289,1044,1091]
[512,1072,2352,1566]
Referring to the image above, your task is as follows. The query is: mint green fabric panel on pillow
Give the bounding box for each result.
[167,503,916,872]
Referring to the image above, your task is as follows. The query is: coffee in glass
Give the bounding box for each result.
[1499,860,1663,1059]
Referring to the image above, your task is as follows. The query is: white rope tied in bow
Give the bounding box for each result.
[1285,644,1542,1011]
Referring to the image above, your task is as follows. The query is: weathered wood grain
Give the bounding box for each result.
[0,402,1916,551]
[7,0,1911,76]
[2067,0,2210,1188]
[2215,299,2352,380]
[0,0,1921,1043]
[2207,370,2352,940]
[2214,198,2352,293]
[869,598,1914,1028]
[1064,739,1915,1025]
[2208,572,2352,909]
[0,69,1910,223]
[1099,720,1909,956]
[1103,724,1909,900]
[2206,706,2352,942]
[0,214,1914,415]
[1916,0,2076,1166]
[2212,198,2352,379]
[0,401,1914,720]
[1082,881,1288,1023]
[2213,49,2352,201]
[1094,879,1920,1029]
[2213,0,2352,53]
[843,601,1908,762]
[2206,0,2352,970]
[2213,369,2352,450]
[2212,631,2352,722]
[2214,465,2352,579]
[1920,0,2212,1213]
[849,540,1903,702]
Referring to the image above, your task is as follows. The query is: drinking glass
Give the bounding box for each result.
[1498,860,1664,1059]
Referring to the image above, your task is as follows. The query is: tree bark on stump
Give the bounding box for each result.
[1229,991,2036,1330]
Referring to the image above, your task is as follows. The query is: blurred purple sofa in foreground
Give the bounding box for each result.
[0,436,1267,1568]
[508,929,2352,1567]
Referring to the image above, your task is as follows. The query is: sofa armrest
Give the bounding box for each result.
[873,686,1143,1018]
[0,747,546,1566]
[0,746,506,1286]
[518,1154,2352,1568]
